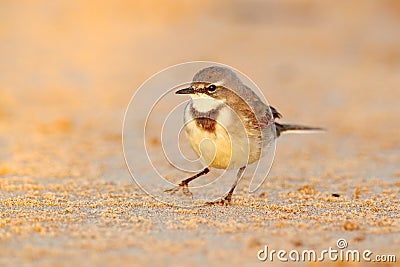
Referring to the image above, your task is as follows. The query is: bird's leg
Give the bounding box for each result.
[164,167,210,197]
[206,166,246,205]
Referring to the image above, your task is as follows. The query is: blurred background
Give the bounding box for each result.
[1,0,399,181]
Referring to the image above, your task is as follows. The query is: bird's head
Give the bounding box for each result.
[176,66,244,105]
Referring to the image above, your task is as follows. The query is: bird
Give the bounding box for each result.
[165,66,323,205]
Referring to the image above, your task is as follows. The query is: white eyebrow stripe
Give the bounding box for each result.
[213,80,225,86]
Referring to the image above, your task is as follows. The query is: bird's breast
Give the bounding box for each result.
[183,102,260,169]
[184,102,234,133]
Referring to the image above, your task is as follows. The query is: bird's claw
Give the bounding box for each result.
[164,182,193,197]
[205,193,233,206]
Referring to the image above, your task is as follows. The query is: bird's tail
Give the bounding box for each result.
[275,122,325,137]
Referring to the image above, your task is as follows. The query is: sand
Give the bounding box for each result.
[0,1,399,266]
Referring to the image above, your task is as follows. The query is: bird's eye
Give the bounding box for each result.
[207,84,216,92]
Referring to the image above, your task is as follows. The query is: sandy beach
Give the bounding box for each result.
[0,1,399,266]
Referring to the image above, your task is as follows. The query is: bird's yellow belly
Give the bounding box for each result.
[184,121,260,169]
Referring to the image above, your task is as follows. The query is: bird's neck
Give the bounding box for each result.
[189,101,224,120]
[190,96,223,113]
[189,101,225,133]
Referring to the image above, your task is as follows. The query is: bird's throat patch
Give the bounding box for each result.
[190,103,224,133]
[194,117,217,132]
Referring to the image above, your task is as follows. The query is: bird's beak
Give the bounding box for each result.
[175,87,195,95]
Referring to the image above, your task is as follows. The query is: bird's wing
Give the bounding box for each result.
[256,105,282,129]
[269,105,282,119]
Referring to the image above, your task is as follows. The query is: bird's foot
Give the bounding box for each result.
[205,193,233,206]
[164,181,193,197]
